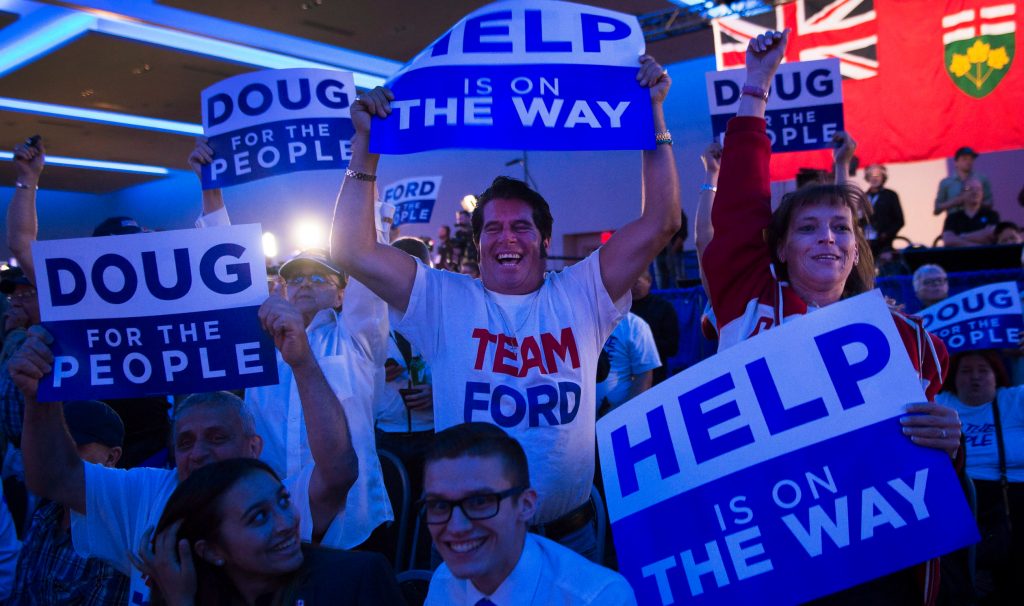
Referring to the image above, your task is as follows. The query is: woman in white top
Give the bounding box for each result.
[936,350,1024,602]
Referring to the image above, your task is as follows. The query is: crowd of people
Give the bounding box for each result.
[0,27,1020,606]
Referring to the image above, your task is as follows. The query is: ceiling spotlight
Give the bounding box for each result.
[292,219,326,251]
[262,232,279,259]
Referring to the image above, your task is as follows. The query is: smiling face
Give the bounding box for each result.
[173,404,261,481]
[777,202,858,306]
[955,353,997,406]
[284,269,343,324]
[424,455,536,595]
[914,269,948,307]
[198,470,304,590]
[477,198,549,295]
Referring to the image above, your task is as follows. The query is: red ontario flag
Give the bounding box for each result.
[711,0,1024,181]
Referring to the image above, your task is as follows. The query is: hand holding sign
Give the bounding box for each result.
[8,326,54,401]
[637,55,670,104]
[187,138,214,179]
[901,402,963,458]
[353,87,394,136]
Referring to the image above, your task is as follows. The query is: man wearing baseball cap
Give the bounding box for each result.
[8,400,129,603]
[188,139,394,553]
[277,249,348,326]
[247,245,393,551]
[934,145,994,216]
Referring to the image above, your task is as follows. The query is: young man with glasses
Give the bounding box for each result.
[422,423,635,606]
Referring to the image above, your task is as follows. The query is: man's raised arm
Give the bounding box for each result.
[330,88,418,313]
[258,292,357,541]
[7,138,45,284]
[600,56,682,302]
[8,328,86,513]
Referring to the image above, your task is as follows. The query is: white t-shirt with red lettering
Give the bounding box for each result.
[391,252,628,523]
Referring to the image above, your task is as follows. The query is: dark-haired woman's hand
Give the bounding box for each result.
[139,522,197,606]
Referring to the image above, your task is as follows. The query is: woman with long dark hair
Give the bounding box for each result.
[144,458,405,606]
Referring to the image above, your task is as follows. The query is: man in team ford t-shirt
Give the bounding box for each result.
[330,57,680,560]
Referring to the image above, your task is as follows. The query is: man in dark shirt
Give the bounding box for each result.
[629,271,679,385]
[942,177,999,247]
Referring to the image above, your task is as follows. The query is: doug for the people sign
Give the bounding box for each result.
[706,58,844,153]
[200,68,357,189]
[597,292,978,605]
[33,225,278,401]
[917,281,1022,354]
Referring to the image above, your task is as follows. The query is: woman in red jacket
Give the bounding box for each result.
[701,29,963,605]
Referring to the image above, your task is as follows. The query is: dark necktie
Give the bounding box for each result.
[393,331,413,365]
[475,599,497,606]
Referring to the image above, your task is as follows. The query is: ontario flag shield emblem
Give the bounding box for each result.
[944,3,1016,97]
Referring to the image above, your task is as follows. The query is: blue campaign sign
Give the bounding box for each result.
[918,281,1023,354]
[706,59,844,153]
[32,225,278,400]
[200,68,356,189]
[383,176,443,227]
[597,292,979,605]
[370,0,653,154]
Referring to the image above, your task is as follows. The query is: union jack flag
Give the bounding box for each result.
[712,0,879,80]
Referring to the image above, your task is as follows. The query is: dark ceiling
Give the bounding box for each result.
[0,1,715,193]
[160,0,679,62]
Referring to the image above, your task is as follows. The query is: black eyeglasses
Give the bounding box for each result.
[419,487,527,525]
[287,274,332,286]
